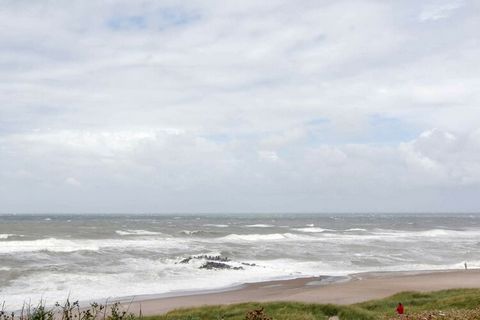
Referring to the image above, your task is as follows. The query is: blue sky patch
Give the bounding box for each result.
[367,114,419,144]
[157,7,200,29]
[107,15,147,30]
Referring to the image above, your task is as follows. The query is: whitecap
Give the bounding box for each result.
[294,227,330,233]
[0,238,100,253]
[0,237,190,254]
[180,230,203,236]
[203,224,229,228]
[245,224,274,228]
[219,233,313,242]
[115,230,162,236]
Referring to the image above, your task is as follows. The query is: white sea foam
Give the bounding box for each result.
[0,238,100,253]
[371,228,480,239]
[290,228,480,244]
[2,215,480,311]
[0,234,16,239]
[220,233,313,242]
[115,229,162,236]
[3,255,479,310]
[414,229,457,237]
[245,224,274,228]
[294,227,330,233]
[180,230,204,235]
[0,237,191,254]
[0,257,343,310]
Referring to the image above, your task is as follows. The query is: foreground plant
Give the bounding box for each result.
[1,300,136,320]
[382,307,480,320]
[244,307,272,320]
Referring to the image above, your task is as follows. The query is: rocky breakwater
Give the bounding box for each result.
[177,255,257,270]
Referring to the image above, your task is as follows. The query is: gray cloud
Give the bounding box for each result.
[0,0,479,213]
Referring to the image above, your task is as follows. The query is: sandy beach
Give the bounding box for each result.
[124,269,480,316]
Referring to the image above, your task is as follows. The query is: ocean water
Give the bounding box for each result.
[1,213,480,308]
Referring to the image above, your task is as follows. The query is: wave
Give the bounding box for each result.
[220,233,313,242]
[414,229,458,237]
[217,229,475,243]
[180,230,200,235]
[294,227,332,233]
[245,224,275,228]
[0,237,190,254]
[0,238,101,253]
[0,257,339,311]
[370,228,480,238]
[3,256,479,311]
[203,224,229,228]
[179,230,220,236]
[0,234,16,239]
[115,229,162,236]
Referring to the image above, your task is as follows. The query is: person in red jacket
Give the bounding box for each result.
[396,302,404,315]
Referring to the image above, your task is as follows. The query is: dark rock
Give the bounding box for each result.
[197,255,230,262]
[200,262,244,270]
[177,255,231,264]
[179,257,192,264]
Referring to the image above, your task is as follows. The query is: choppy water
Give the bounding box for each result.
[1,213,480,308]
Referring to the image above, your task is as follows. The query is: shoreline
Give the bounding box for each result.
[120,268,480,316]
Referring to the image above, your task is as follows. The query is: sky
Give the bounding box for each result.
[0,0,479,213]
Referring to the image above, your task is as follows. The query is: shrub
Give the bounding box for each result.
[245,307,272,320]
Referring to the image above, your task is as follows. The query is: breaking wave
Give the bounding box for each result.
[115,229,162,236]
[294,227,331,233]
[0,237,190,254]
[220,233,314,242]
[244,224,275,228]
[0,234,16,240]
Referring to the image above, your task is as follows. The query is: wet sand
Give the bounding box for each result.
[124,269,480,315]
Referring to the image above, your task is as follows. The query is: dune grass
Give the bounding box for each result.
[2,289,480,320]
[143,288,480,320]
[357,288,480,314]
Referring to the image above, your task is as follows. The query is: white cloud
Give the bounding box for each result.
[419,1,465,21]
[0,0,479,212]
[65,177,82,187]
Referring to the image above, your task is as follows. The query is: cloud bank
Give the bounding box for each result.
[0,0,479,213]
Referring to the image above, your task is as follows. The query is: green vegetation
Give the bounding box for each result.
[144,289,480,320]
[0,301,135,320]
[2,289,480,320]
[357,288,480,316]
[143,302,375,320]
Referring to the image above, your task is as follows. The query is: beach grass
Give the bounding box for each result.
[2,289,480,320]
[143,288,480,320]
[358,288,480,314]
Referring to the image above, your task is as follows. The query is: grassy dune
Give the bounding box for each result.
[143,289,480,320]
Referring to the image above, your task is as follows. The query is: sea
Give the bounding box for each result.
[1,213,480,309]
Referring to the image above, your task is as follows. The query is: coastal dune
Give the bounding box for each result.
[127,269,480,315]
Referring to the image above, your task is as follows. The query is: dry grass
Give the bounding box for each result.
[382,307,480,320]
[3,288,480,320]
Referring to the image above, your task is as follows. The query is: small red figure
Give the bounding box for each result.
[396,302,404,315]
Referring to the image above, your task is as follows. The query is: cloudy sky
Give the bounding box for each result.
[1,0,479,213]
